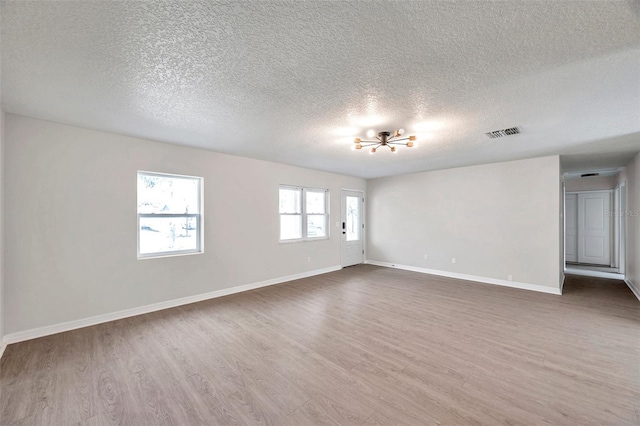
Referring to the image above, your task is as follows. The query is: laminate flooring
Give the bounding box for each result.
[1,265,639,425]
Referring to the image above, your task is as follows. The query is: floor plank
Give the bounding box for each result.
[1,266,639,425]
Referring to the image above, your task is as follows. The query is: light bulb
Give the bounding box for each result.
[354,138,361,143]
[407,142,414,148]
[391,146,397,153]
[398,128,405,135]
[409,135,416,141]
[370,147,376,154]
[355,144,362,150]
[366,129,376,138]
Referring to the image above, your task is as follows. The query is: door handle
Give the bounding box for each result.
[342,222,346,234]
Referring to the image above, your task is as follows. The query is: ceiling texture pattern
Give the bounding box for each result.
[2,1,639,178]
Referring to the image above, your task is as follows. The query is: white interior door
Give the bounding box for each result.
[565,193,578,263]
[577,192,611,265]
[341,190,364,267]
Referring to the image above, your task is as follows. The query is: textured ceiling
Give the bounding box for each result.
[2,1,639,178]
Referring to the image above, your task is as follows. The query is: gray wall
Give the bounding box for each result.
[366,156,562,289]
[565,175,617,192]
[625,152,640,290]
[0,26,4,341]
[0,111,4,342]
[4,114,365,334]
[559,172,565,288]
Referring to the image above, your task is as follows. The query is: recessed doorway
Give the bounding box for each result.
[564,169,626,280]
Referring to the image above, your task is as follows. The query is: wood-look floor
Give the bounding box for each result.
[2,265,639,425]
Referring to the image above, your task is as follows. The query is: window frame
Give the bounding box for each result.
[279,185,329,242]
[137,171,204,259]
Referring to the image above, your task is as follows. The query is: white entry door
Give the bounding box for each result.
[565,193,578,263]
[577,192,611,265]
[341,190,364,267]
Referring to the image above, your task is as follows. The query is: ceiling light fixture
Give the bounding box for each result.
[353,129,416,154]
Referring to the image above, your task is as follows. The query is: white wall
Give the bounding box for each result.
[618,168,627,188]
[4,114,365,334]
[367,156,562,290]
[565,175,617,192]
[625,152,640,293]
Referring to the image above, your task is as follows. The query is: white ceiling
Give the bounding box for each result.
[2,1,639,179]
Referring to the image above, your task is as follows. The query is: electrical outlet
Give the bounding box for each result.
[424,254,428,260]
[451,257,456,264]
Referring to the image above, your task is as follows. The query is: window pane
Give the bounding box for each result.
[307,215,326,238]
[279,188,302,214]
[139,217,198,254]
[138,174,200,214]
[346,196,360,241]
[280,215,302,240]
[306,191,326,214]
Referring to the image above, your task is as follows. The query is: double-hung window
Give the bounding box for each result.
[279,186,329,241]
[137,171,203,258]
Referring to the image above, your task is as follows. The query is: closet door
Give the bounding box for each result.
[565,194,578,263]
[577,192,611,265]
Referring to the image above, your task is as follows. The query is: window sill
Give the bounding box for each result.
[279,237,330,245]
[137,250,203,260]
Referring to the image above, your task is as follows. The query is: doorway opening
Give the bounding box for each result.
[564,168,625,280]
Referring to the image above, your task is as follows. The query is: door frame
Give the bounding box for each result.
[619,182,627,274]
[564,192,578,263]
[341,188,365,267]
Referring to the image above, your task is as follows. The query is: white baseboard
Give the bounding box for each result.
[560,274,566,295]
[624,278,640,302]
[2,265,342,346]
[0,339,6,359]
[365,260,561,295]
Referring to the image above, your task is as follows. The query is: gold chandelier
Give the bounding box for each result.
[353,129,416,153]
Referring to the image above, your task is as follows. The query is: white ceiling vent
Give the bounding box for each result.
[485,127,521,139]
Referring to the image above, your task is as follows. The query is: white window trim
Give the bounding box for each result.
[137,171,204,259]
[279,185,330,243]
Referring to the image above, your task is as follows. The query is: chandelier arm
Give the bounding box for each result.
[358,141,379,147]
[390,137,410,142]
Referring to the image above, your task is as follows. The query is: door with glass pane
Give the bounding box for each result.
[341,190,364,267]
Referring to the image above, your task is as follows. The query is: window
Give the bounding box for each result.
[137,171,202,258]
[279,186,328,241]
